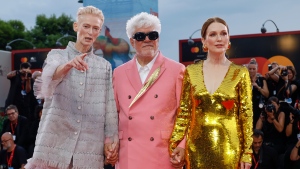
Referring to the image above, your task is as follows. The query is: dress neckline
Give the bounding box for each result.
[201,61,232,96]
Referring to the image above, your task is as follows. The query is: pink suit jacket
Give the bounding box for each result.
[113,52,185,169]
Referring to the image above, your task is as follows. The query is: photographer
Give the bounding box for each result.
[265,62,283,99]
[285,66,299,106]
[247,58,269,127]
[266,63,297,104]
[285,102,300,168]
[286,102,300,145]
[290,139,300,168]
[5,62,33,120]
[256,96,286,154]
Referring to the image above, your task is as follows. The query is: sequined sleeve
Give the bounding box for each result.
[239,67,253,163]
[169,69,192,153]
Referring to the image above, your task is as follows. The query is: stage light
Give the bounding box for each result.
[6,39,36,51]
[188,29,201,45]
[261,19,279,33]
[56,34,76,47]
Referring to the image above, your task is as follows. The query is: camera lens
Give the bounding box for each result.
[27,73,32,77]
[268,65,272,71]
[281,70,288,76]
[266,104,274,112]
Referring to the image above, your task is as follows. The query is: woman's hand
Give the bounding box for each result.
[67,53,89,71]
[289,113,294,123]
[240,162,251,169]
[170,147,185,169]
[267,111,275,120]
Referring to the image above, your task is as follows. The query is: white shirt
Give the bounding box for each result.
[136,53,159,84]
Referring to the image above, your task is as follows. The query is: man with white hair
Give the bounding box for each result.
[113,12,186,169]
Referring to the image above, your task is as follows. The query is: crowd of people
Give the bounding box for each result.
[246,58,300,169]
[0,61,42,168]
[0,5,299,169]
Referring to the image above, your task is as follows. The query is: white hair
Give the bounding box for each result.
[126,12,161,39]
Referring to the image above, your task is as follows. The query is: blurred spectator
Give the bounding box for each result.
[256,96,286,154]
[27,105,43,158]
[0,132,27,169]
[32,71,44,105]
[5,62,33,119]
[290,139,300,169]
[266,63,291,102]
[251,129,278,169]
[265,62,280,98]
[0,105,29,150]
[285,66,299,106]
[31,71,41,81]
[284,103,300,168]
[247,58,269,127]
[285,102,300,144]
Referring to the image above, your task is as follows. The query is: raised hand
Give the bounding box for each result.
[68,53,89,71]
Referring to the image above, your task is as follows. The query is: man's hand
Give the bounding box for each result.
[170,147,185,169]
[104,142,119,166]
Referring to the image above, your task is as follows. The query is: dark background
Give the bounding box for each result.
[179,30,300,78]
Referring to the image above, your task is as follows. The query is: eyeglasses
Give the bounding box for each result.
[1,139,11,144]
[132,31,159,41]
[6,112,16,116]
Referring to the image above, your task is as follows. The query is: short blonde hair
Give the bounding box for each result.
[77,6,104,23]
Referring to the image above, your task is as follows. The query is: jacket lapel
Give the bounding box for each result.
[125,58,143,94]
[144,52,166,84]
[126,53,167,108]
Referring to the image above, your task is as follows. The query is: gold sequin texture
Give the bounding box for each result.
[170,61,253,169]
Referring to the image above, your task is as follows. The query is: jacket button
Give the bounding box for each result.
[150,116,154,120]
[150,137,154,141]
[154,94,158,98]
[129,116,133,120]
[128,137,132,141]
[128,95,131,99]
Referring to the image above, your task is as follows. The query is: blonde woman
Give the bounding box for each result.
[25,6,118,169]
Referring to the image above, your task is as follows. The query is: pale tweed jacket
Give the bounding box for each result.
[25,42,118,169]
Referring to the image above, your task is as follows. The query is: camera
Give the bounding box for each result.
[20,71,32,78]
[268,64,273,71]
[265,104,275,112]
[281,69,288,76]
[291,108,300,119]
[280,102,300,119]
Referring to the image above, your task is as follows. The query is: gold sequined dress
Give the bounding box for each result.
[170,61,253,169]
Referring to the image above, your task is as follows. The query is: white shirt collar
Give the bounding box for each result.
[136,52,159,71]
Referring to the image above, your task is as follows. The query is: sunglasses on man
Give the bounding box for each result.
[133,31,159,41]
